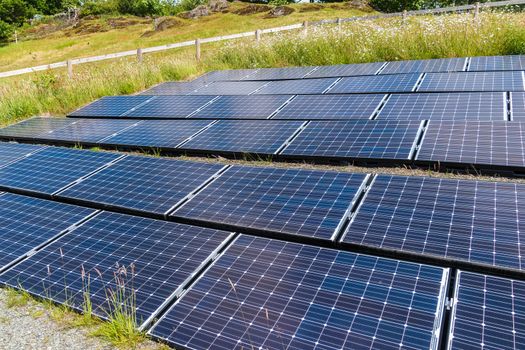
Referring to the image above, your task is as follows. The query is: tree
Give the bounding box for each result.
[369,0,425,12]
[0,0,36,26]
[0,20,14,42]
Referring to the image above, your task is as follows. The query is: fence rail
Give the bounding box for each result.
[1,0,524,79]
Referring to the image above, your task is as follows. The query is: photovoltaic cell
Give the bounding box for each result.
[191,95,292,119]
[0,142,44,167]
[343,175,525,272]
[0,117,76,140]
[57,156,225,215]
[191,81,269,95]
[125,95,217,118]
[273,94,386,120]
[328,74,421,94]
[243,66,316,81]
[306,62,385,78]
[281,120,422,160]
[510,92,525,120]
[69,96,153,117]
[468,55,525,72]
[198,69,259,83]
[0,211,233,328]
[140,81,208,95]
[173,166,367,240]
[150,235,448,350]
[380,58,467,75]
[449,271,525,349]
[254,78,338,95]
[0,147,121,195]
[40,118,139,143]
[180,120,304,154]
[377,92,507,121]
[417,121,525,168]
[0,193,96,272]
[101,120,213,148]
[417,71,524,92]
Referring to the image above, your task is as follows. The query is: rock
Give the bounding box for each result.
[179,5,210,19]
[208,0,229,12]
[232,4,271,15]
[264,6,294,18]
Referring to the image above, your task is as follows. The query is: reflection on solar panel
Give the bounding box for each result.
[450,271,525,349]
[101,120,212,148]
[468,55,525,72]
[306,62,385,78]
[244,66,316,81]
[344,175,525,271]
[0,211,233,328]
[0,142,44,167]
[69,96,153,117]
[0,118,76,140]
[281,120,422,160]
[57,156,225,215]
[380,58,467,75]
[254,78,338,95]
[180,120,304,154]
[328,74,421,94]
[0,193,96,272]
[140,81,208,95]
[273,94,386,120]
[150,235,448,350]
[125,95,217,118]
[417,121,525,168]
[191,81,268,95]
[377,93,506,120]
[418,71,524,92]
[191,95,292,119]
[0,147,121,195]
[199,69,258,82]
[41,119,139,143]
[511,92,525,120]
[173,166,367,240]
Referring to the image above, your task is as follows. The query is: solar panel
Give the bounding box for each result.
[0,211,234,328]
[0,142,44,167]
[198,69,259,82]
[343,175,525,272]
[254,78,338,95]
[449,271,525,349]
[180,120,304,155]
[190,95,292,119]
[150,235,448,350]
[273,94,386,120]
[281,120,422,160]
[306,62,385,78]
[0,193,96,273]
[377,92,507,121]
[417,71,524,92]
[173,166,367,240]
[140,81,208,95]
[416,121,525,168]
[468,55,525,71]
[510,92,525,120]
[39,119,139,143]
[125,95,217,118]
[380,58,467,75]
[0,117,76,140]
[327,74,421,94]
[243,66,316,81]
[0,147,122,195]
[69,96,154,117]
[190,81,268,95]
[101,120,213,148]
[56,156,225,215]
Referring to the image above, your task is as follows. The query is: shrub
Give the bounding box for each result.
[80,0,119,17]
[0,0,36,26]
[0,20,14,42]
[369,0,425,12]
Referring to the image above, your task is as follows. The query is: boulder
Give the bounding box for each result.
[264,6,294,18]
[209,0,229,12]
[179,5,210,19]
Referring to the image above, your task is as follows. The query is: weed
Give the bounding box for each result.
[5,287,32,308]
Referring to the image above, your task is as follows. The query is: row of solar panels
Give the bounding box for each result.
[196,55,525,82]
[69,92,520,121]
[3,117,525,172]
[0,142,522,349]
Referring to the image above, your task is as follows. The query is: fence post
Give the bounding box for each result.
[336,17,342,30]
[402,10,408,23]
[14,30,17,44]
[474,2,480,19]
[137,48,143,63]
[67,60,73,78]
[303,20,309,36]
[255,29,261,44]
[195,38,201,62]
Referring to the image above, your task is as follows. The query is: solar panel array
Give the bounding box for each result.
[191,95,292,119]
[70,96,154,117]
[327,74,421,94]
[417,71,524,92]
[379,58,467,75]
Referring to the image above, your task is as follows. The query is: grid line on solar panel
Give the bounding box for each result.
[56,156,227,215]
[190,95,293,119]
[173,166,368,240]
[38,119,140,143]
[140,81,208,95]
[468,55,525,72]
[416,120,525,168]
[190,81,269,95]
[379,58,467,75]
[0,142,45,168]
[68,96,155,117]
[272,94,387,120]
[199,69,259,82]
[417,71,525,92]
[280,120,423,160]
[0,211,234,329]
[0,117,77,140]
[150,235,449,350]
[305,62,385,79]
[327,74,421,94]
[253,78,339,95]
[242,66,317,81]
[449,271,525,350]
[510,92,525,121]
[377,92,507,121]
[124,95,218,118]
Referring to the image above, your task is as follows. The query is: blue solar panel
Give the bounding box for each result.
[125,95,217,118]
[140,81,208,95]
[343,175,525,272]
[40,119,139,143]
[0,147,122,195]
[254,78,338,95]
[0,193,96,273]
[198,69,259,82]
[377,92,507,120]
[243,66,317,81]
[328,74,421,94]
[0,211,234,328]
[180,120,304,155]
[468,55,525,72]
[190,95,292,119]
[69,96,154,117]
[0,117,76,140]
[0,142,44,167]
[417,71,524,92]
[101,120,213,148]
[56,156,225,215]
[173,166,367,240]
[449,271,525,349]
[191,81,268,95]
[306,62,385,78]
[417,121,525,168]
[273,94,386,120]
[510,92,525,120]
[380,58,467,75]
[281,120,422,160]
[150,235,449,350]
